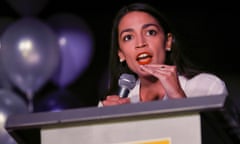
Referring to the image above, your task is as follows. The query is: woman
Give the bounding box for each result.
[99,2,228,106]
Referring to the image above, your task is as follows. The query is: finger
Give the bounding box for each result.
[140,65,154,73]
[140,65,163,75]
[102,100,120,106]
[145,64,175,70]
[102,98,130,106]
[106,95,121,101]
[141,65,168,73]
[144,64,168,68]
[119,98,131,104]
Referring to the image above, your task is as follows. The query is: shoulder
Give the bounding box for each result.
[191,73,225,83]
[180,72,225,85]
[180,73,228,97]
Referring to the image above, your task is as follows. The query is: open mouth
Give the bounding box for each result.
[136,52,152,65]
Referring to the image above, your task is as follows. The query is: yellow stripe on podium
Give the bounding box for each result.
[117,138,171,144]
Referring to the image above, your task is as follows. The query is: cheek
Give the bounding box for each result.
[151,43,166,62]
[122,50,136,67]
[124,53,134,62]
[155,49,166,63]
[119,43,135,56]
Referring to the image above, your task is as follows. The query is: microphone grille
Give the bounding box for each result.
[118,73,136,90]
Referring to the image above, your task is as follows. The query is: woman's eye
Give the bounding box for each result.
[123,35,132,41]
[147,30,157,36]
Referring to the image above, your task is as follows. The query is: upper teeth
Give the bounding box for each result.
[138,53,148,58]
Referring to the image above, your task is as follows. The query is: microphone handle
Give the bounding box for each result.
[118,87,130,98]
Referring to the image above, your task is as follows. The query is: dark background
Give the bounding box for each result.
[0,0,239,111]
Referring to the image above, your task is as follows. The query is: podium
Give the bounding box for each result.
[5,95,226,144]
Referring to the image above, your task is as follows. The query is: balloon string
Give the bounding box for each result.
[26,92,34,112]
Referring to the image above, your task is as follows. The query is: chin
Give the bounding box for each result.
[137,70,151,77]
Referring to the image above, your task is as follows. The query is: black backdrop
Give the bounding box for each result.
[0,0,239,111]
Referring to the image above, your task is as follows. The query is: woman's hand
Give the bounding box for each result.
[101,95,131,106]
[140,64,186,98]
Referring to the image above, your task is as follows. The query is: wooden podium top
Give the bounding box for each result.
[6,94,226,144]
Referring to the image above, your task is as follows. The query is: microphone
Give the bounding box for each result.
[118,73,136,98]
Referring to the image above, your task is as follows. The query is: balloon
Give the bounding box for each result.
[0,17,15,35]
[47,13,94,87]
[0,17,60,112]
[0,17,15,89]
[0,89,28,144]
[5,0,48,16]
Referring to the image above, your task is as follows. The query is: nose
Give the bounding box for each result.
[135,36,147,48]
[135,42,147,48]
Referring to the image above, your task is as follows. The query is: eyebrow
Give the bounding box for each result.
[119,23,161,36]
[119,28,133,37]
[143,23,160,29]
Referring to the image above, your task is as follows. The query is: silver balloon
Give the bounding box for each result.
[0,17,15,90]
[0,89,28,144]
[0,17,60,112]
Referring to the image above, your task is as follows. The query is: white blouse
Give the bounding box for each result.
[98,73,228,106]
[129,73,228,103]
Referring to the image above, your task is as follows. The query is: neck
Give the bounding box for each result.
[139,75,165,101]
[140,75,158,87]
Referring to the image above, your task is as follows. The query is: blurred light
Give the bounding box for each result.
[50,108,63,112]
[0,111,7,129]
[59,37,67,46]
[18,38,40,65]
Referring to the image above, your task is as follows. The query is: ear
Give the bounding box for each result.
[118,50,125,62]
[165,33,173,51]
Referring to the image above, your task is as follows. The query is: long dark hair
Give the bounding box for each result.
[106,2,201,96]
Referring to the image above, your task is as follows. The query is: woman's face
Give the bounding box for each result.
[118,11,172,76]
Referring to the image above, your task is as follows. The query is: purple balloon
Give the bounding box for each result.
[47,13,94,87]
